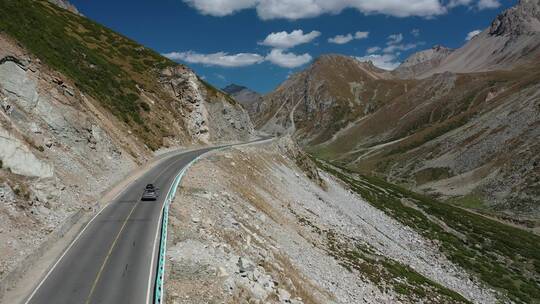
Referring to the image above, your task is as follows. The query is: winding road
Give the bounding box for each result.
[24,146,218,304]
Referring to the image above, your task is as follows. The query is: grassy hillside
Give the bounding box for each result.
[0,0,243,149]
[308,64,540,218]
[1,0,174,120]
[316,159,540,304]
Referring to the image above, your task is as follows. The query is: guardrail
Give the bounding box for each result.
[153,156,198,303]
[153,138,274,303]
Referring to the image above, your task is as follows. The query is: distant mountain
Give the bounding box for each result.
[222,84,262,116]
[393,45,454,79]
[254,54,401,143]
[255,1,540,218]
[400,0,540,78]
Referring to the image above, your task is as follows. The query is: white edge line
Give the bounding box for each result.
[144,154,203,304]
[24,139,273,304]
[23,156,164,304]
[23,193,115,304]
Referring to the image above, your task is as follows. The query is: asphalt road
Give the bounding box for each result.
[25,147,216,304]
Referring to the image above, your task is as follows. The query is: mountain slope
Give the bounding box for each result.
[257,1,540,220]
[405,0,540,78]
[255,54,407,144]
[0,0,253,298]
[222,84,262,116]
[393,45,454,79]
[0,0,253,150]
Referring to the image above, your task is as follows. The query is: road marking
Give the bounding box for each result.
[23,140,272,304]
[22,152,181,304]
[23,195,114,304]
[144,154,197,304]
[84,201,140,304]
[145,201,164,304]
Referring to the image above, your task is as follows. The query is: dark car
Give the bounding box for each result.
[141,184,159,201]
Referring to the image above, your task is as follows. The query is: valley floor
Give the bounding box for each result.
[163,138,531,304]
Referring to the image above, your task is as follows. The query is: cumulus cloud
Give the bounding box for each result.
[477,0,500,9]
[387,33,404,45]
[164,49,313,69]
[383,42,419,53]
[265,49,312,68]
[183,0,449,20]
[465,29,482,40]
[366,46,381,54]
[182,0,257,17]
[356,54,401,70]
[328,31,369,44]
[328,33,354,44]
[260,30,321,49]
[163,51,264,67]
[447,0,500,9]
[354,31,369,39]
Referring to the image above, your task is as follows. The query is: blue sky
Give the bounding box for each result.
[71,0,516,93]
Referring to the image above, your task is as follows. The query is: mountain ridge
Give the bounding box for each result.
[254,0,540,219]
[397,0,540,78]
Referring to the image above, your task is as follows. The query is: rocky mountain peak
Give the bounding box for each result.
[398,45,454,68]
[489,0,540,36]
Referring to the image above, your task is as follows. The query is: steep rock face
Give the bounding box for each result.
[393,45,454,79]
[222,84,262,117]
[414,0,540,78]
[160,67,254,144]
[0,33,140,286]
[255,54,408,144]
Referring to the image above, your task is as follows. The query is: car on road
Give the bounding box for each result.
[141,184,159,201]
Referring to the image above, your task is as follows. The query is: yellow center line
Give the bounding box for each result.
[84,200,139,304]
[84,155,188,304]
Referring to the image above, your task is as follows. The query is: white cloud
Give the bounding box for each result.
[387,33,404,45]
[328,34,354,44]
[447,0,499,9]
[465,29,482,40]
[354,31,369,39]
[356,54,401,70]
[383,42,418,53]
[266,49,312,68]
[328,31,369,44]
[183,0,257,16]
[183,0,448,20]
[477,0,500,9]
[411,28,420,37]
[163,51,264,67]
[260,30,321,49]
[366,46,381,54]
[446,0,473,8]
